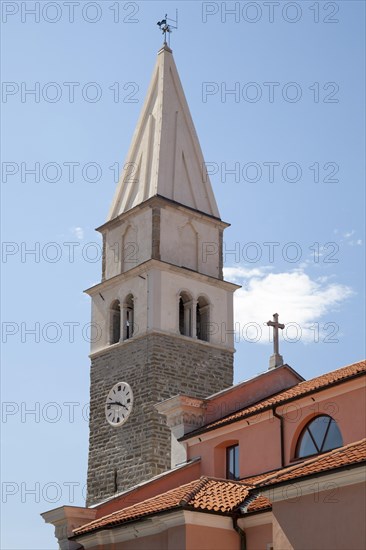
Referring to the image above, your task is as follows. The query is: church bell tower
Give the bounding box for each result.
[85,44,238,506]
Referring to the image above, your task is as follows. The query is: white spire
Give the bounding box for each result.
[107,44,220,220]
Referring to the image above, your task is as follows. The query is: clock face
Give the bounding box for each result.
[105,382,133,427]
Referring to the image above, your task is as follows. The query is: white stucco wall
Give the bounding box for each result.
[104,208,152,279]
[89,263,235,354]
[160,208,221,278]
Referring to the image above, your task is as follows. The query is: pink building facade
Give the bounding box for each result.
[43,360,366,549]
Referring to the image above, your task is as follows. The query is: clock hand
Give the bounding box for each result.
[109,401,128,410]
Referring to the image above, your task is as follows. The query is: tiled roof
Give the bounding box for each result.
[241,472,273,485]
[255,438,366,489]
[246,495,271,512]
[74,439,366,537]
[184,360,366,437]
[74,480,197,535]
[182,477,250,513]
[93,456,201,509]
[74,477,250,536]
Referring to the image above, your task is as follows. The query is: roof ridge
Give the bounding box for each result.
[296,359,366,388]
[179,476,209,506]
[204,475,256,487]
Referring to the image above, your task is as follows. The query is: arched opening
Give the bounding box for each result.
[179,292,192,337]
[295,415,343,459]
[123,294,134,340]
[110,300,121,344]
[196,296,210,342]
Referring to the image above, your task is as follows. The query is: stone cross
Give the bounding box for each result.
[266,313,285,370]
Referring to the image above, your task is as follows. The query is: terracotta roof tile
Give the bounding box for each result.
[184,478,250,513]
[73,440,366,537]
[74,479,197,535]
[74,477,250,536]
[186,360,365,436]
[255,438,366,488]
[246,495,271,512]
[240,472,273,485]
[238,440,366,512]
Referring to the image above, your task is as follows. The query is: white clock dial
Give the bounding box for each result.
[105,382,133,427]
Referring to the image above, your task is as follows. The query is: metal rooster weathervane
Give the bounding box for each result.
[157,11,178,47]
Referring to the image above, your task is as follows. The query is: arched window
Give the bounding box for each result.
[296,415,343,458]
[196,296,210,342]
[179,292,192,337]
[110,300,121,344]
[123,294,134,340]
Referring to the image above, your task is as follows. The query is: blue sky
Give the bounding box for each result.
[1,1,365,548]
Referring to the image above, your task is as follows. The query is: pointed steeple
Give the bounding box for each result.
[108,44,220,221]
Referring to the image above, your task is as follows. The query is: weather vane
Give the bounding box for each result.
[157,11,178,47]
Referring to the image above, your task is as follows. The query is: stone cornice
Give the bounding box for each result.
[97,195,230,233]
[41,506,97,550]
[84,258,241,295]
[155,395,207,436]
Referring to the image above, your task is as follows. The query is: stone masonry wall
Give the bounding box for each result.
[86,333,233,506]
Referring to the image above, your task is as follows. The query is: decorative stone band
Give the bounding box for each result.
[155,395,207,467]
[41,506,97,550]
[155,394,207,436]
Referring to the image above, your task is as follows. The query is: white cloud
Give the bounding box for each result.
[340,230,363,246]
[348,239,363,247]
[70,226,84,240]
[223,266,269,282]
[224,267,353,344]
